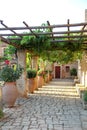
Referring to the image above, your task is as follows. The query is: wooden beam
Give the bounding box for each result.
[7,35,87,40]
[50,35,87,39]
[0,22,87,30]
[1,30,87,36]
[0,36,21,48]
[23,21,39,38]
[47,21,55,40]
[67,19,70,41]
[0,20,22,38]
[51,39,87,43]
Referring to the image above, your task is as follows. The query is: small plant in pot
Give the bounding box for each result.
[27,69,37,79]
[26,69,37,93]
[83,90,87,102]
[0,63,23,108]
[82,90,87,110]
[0,108,4,119]
[70,68,77,77]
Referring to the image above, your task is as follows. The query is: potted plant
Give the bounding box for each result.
[70,68,77,78]
[82,90,87,110]
[0,63,23,107]
[0,109,4,119]
[37,69,45,88]
[70,68,79,85]
[26,69,37,93]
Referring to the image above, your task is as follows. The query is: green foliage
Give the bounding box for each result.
[0,109,4,118]
[37,69,44,76]
[20,35,50,55]
[27,69,37,78]
[26,53,32,69]
[1,45,16,61]
[40,50,82,64]
[8,30,84,64]
[83,90,87,102]
[0,65,23,82]
[70,68,77,76]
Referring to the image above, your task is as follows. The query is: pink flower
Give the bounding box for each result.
[5,60,10,65]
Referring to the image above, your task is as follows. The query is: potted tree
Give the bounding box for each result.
[0,62,23,107]
[27,69,37,93]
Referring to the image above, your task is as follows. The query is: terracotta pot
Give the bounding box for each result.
[37,76,44,88]
[27,78,36,93]
[2,82,18,108]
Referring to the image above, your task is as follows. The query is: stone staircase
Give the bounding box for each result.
[34,78,78,98]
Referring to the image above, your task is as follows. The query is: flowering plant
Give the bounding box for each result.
[0,64,23,82]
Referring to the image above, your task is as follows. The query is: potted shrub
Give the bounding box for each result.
[82,90,87,110]
[70,68,77,77]
[70,68,79,85]
[27,69,37,93]
[0,108,4,119]
[0,63,23,107]
[49,70,53,81]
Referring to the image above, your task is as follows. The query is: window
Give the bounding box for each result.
[66,66,70,72]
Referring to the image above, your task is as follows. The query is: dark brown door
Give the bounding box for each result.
[55,66,60,78]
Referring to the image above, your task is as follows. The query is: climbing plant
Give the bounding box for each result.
[7,28,85,64]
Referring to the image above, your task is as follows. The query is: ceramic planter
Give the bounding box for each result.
[27,78,36,93]
[82,93,87,110]
[2,82,18,108]
[37,76,44,88]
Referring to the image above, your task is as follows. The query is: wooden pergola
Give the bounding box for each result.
[0,19,87,49]
[1,19,87,99]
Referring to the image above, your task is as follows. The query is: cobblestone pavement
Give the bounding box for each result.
[0,79,87,130]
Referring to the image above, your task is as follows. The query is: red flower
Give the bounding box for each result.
[5,60,10,65]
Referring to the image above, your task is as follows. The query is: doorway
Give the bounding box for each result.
[55,66,60,78]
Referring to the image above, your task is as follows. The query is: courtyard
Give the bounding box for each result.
[0,79,87,130]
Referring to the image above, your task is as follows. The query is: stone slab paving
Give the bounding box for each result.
[0,79,87,130]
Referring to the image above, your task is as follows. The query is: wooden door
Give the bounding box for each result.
[55,66,60,78]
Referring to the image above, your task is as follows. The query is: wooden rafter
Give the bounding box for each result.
[67,19,70,41]
[0,20,87,45]
[51,39,87,43]
[47,21,54,40]
[0,22,87,30]
[23,21,39,38]
[50,35,87,39]
[0,20,22,39]
[0,36,20,48]
[1,29,87,37]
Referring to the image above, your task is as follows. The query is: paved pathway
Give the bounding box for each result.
[0,79,87,130]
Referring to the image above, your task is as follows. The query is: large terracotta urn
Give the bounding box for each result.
[37,75,44,88]
[2,82,18,108]
[27,78,36,93]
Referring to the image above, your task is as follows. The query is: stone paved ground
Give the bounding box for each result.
[0,79,87,130]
